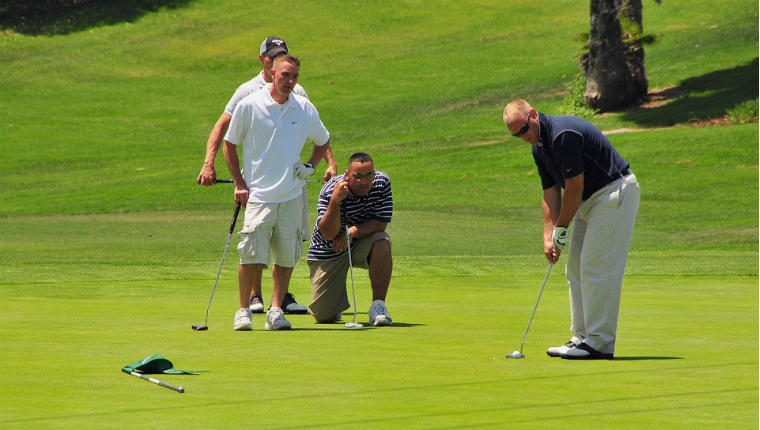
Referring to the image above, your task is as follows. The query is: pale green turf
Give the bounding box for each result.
[0,0,758,428]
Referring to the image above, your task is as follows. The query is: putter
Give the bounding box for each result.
[507,262,553,359]
[344,225,363,328]
[122,369,185,393]
[192,203,241,331]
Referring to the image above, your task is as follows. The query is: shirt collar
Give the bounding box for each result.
[254,71,267,86]
[261,85,295,109]
[537,112,548,148]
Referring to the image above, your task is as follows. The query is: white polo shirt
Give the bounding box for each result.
[224,72,308,117]
[224,88,330,204]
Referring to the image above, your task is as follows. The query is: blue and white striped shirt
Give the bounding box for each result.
[307,172,393,261]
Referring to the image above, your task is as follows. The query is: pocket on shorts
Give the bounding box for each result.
[294,228,305,261]
[237,228,258,258]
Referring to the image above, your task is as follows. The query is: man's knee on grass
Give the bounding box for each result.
[367,237,392,267]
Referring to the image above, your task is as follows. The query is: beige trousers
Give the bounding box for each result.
[307,231,391,322]
[566,173,640,355]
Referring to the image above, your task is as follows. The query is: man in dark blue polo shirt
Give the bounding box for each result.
[307,152,394,326]
[503,99,640,359]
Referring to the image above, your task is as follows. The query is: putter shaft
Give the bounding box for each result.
[519,262,553,354]
[194,204,241,330]
[346,226,358,324]
[123,370,184,393]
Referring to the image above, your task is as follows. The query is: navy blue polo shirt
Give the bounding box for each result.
[532,113,630,200]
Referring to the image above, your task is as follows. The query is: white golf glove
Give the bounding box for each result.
[293,162,316,180]
[552,226,568,251]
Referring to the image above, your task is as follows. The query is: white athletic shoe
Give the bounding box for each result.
[233,307,253,331]
[560,343,614,360]
[547,342,576,357]
[368,300,392,326]
[547,336,584,357]
[249,294,265,313]
[265,307,292,330]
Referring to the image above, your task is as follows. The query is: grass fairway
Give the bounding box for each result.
[0,274,756,428]
[1,0,758,428]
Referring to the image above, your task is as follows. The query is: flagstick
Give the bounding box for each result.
[122,369,185,393]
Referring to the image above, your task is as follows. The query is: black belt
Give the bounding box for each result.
[619,167,631,177]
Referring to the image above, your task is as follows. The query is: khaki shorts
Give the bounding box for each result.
[307,231,391,322]
[237,198,304,268]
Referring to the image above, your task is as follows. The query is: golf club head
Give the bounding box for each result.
[345,322,364,328]
[505,351,525,359]
[192,324,208,331]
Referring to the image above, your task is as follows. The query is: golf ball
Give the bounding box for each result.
[512,351,521,358]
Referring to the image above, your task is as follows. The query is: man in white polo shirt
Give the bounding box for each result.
[224,54,331,330]
[197,36,337,315]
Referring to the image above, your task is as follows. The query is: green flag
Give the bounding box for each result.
[121,354,196,375]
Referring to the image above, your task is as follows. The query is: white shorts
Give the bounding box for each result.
[237,197,304,268]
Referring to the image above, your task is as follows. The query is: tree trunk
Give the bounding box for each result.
[620,0,649,99]
[584,0,636,111]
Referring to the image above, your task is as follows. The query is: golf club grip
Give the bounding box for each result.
[229,203,241,234]
[213,179,234,183]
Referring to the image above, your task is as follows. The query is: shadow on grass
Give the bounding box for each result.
[240,322,426,331]
[611,356,683,361]
[619,57,759,127]
[0,0,195,36]
[387,322,426,328]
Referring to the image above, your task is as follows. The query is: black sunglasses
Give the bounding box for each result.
[351,171,376,180]
[511,114,531,137]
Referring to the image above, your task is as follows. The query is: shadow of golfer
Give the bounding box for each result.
[610,356,683,361]
[385,322,426,328]
[245,322,426,331]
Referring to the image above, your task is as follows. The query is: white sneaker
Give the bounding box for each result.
[265,307,292,330]
[560,343,614,360]
[547,336,583,357]
[233,308,253,331]
[368,300,392,326]
[547,341,576,357]
[249,294,265,313]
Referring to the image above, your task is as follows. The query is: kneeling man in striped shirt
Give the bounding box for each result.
[307,153,394,326]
